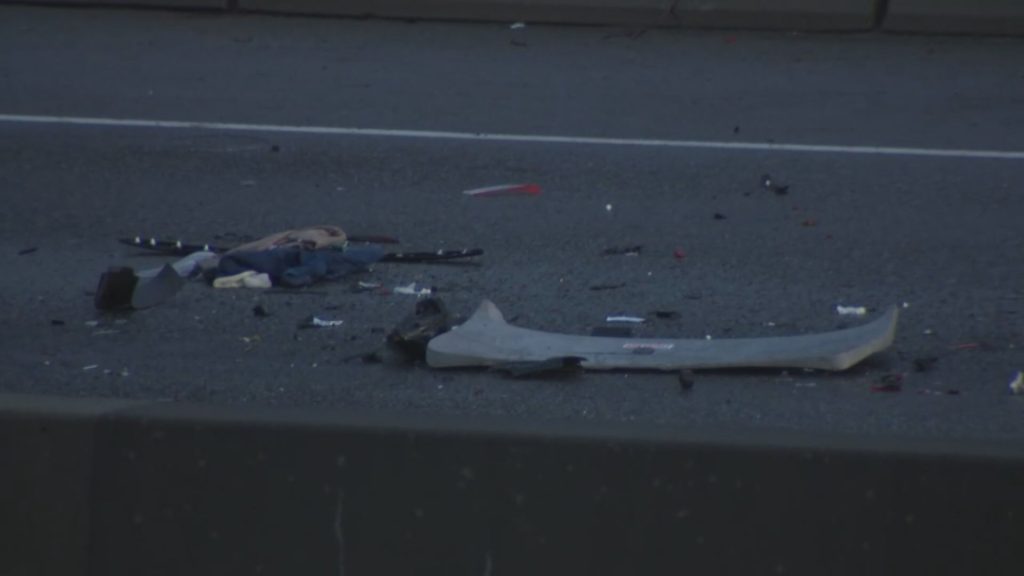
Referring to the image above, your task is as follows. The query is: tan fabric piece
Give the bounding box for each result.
[226,225,347,254]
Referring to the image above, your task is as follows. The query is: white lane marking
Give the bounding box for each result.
[1,113,1023,160]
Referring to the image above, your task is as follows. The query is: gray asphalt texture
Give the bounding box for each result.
[1,5,1023,441]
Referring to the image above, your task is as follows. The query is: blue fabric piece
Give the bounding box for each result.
[215,245,385,287]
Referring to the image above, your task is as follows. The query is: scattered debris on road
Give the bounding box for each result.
[606,315,645,324]
[1010,371,1024,395]
[299,316,345,329]
[386,298,452,362]
[761,174,790,195]
[426,300,898,371]
[98,226,482,309]
[393,283,434,297]
[94,264,184,310]
[462,183,540,197]
[678,369,695,391]
[836,305,868,317]
[213,270,272,289]
[252,304,270,318]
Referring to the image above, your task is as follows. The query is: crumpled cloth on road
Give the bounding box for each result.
[212,245,385,288]
[227,225,348,253]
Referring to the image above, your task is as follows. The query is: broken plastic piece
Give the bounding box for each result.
[836,305,868,316]
[137,251,216,280]
[462,183,540,197]
[394,283,433,297]
[131,264,186,309]
[94,267,138,310]
[510,21,526,29]
[299,316,344,328]
[606,315,645,324]
[387,298,451,361]
[1010,371,1024,395]
[427,300,898,371]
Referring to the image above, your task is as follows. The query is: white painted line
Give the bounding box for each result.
[2,113,1023,160]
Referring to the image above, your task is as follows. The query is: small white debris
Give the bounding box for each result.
[605,203,613,212]
[82,364,98,371]
[705,334,713,340]
[84,320,100,327]
[836,305,868,316]
[1010,371,1024,395]
[309,317,344,328]
[764,321,777,327]
[510,22,526,29]
[923,328,935,335]
[149,238,156,246]
[394,283,432,297]
[606,315,645,324]
[902,302,910,309]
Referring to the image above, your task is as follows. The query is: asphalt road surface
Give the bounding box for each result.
[1,5,1023,441]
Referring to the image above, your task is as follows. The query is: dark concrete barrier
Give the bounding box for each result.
[3,393,1024,575]
[884,0,1024,35]
[239,0,878,30]
[6,0,227,8]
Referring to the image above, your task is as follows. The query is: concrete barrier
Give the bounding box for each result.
[3,393,1024,575]
[239,0,878,30]
[6,0,227,8]
[884,0,1024,35]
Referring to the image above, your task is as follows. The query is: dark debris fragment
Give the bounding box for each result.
[678,370,695,392]
[761,174,790,195]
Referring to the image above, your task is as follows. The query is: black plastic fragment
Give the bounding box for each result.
[386,297,452,361]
